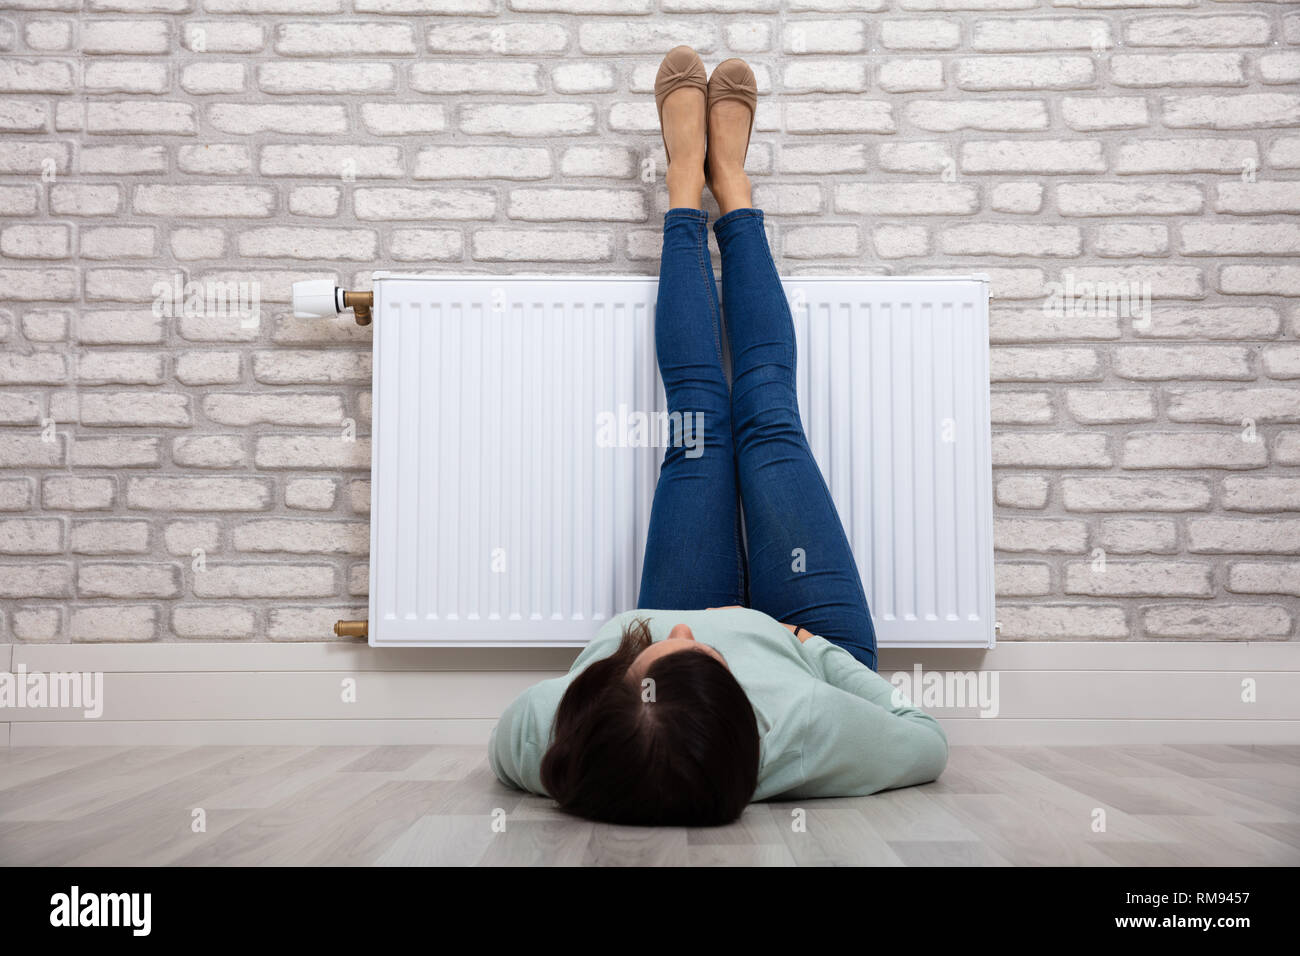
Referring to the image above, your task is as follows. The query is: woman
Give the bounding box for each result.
[489,48,948,826]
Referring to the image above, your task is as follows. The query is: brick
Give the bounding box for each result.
[991,391,1053,425]
[962,140,1104,174]
[990,182,1043,214]
[1111,53,1245,87]
[993,432,1112,468]
[412,62,543,94]
[181,63,245,95]
[995,475,1049,508]
[285,478,337,511]
[1227,563,1300,597]
[991,347,1099,381]
[261,145,402,179]
[209,104,347,136]
[432,22,569,55]
[786,100,894,133]
[126,477,273,511]
[202,393,344,426]
[12,606,63,642]
[783,225,860,258]
[1098,518,1178,554]
[783,60,869,94]
[1222,477,1300,513]
[1,224,69,259]
[907,99,1049,131]
[80,392,190,426]
[76,352,165,386]
[460,104,595,137]
[355,187,493,221]
[252,352,369,385]
[70,437,160,468]
[552,62,618,94]
[173,435,247,468]
[135,184,272,218]
[1215,182,1300,216]
[1142,604,1291,639]
[182,21,265,52]
[996,517,1088,553]
[1124,15,1270,48]
[1061,96,1150,131]
[726,21,771,52]
[171,605,256,639]
[274,21,415,56]
[995,604,1128,640]
[1065,389,1155,423]
[472,229,612,262]
[254,436,369,469]
[258,62,395,94]
[956,56,1094,90]
[881,18,960,50]
[233,519,367,554]
[1220,266,1300,297]
[972,18,1108,50]
[1065,561,1210,597]
[1114,139,1258,174]
[86,102,195,135]
[70,605,158,641]
[871,225,929,258]
[1164,93,1300,130]
[79,145,167,176]
[71,520,150,555]
[1135,307,1280,340]
[836,182,977,215]
[191,564,335,599]
[361,104,446,136]
[389,229,463,262]
[0,517,62,553]
[162,521,219,555]
[558,147,633,179]
[507,188,645,222]
[170,229,226,260]
[80,226,156,260]
[84,61,169,95]
[1121,433,1266,470]
[79,563,180,598]
[1115,346,1251,381]
[942,224,1081,258]
[238,227,378,261]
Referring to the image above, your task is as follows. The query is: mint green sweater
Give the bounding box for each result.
[489,606,948,801]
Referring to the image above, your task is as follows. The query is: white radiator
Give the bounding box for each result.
[364,273,994,649]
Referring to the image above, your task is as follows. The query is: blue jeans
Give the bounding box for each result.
[637,207,878,671]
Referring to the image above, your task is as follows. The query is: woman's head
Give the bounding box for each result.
[539,617,760,827]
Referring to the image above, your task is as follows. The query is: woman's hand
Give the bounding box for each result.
[705,606,813,642]
[782,623,814,643]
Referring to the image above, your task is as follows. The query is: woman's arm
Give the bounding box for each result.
[791,635,949,797]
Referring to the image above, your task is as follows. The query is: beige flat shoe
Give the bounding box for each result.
[654,45,707,166]
[705,58,757,184]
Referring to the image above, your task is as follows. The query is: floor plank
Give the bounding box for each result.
[1,744,1296,866]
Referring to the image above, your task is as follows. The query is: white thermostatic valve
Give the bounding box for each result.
[292,279,343,319]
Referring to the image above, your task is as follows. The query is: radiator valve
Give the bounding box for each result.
[292,280,372,326]
[335,619,368,639]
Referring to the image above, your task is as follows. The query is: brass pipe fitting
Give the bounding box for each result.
[342,291,373,326]
[335,619,368,639]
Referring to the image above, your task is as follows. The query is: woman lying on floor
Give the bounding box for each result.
[489,48,948,826]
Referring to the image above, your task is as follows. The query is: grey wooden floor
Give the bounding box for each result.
[1,743,1296,866]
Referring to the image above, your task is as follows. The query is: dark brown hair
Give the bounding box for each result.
[539,618,760,826]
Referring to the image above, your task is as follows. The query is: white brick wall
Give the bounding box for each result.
[0,0,1297,643]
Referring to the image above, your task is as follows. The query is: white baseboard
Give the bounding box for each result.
[3,641,1298,747]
